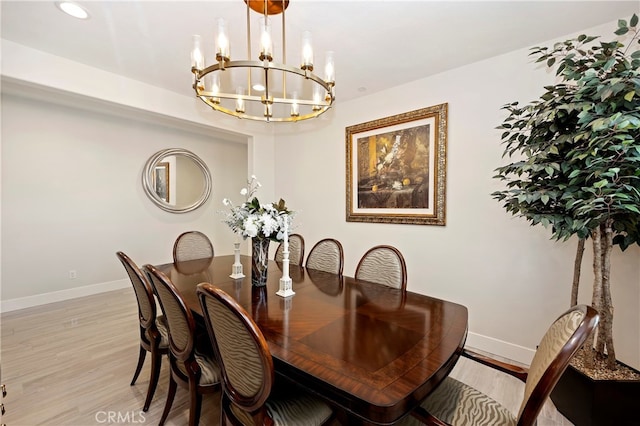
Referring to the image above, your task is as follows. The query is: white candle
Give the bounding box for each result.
[283,215,289,253]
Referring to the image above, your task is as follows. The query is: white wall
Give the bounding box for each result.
[0,40,279,310]
[273,20,640,369]
[1,92,248,304]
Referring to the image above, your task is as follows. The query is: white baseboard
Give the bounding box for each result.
[1,279,130,313]
[466,331,536,366]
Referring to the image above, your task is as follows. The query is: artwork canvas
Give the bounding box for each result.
[346,104,447,225]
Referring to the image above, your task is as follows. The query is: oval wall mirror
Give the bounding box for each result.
[142,148,212,213]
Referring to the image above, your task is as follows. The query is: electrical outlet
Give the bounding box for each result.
[69,270,77,279]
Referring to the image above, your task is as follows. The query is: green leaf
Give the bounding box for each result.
[615,27,629,36]
[593,179,609,189]
[603,58,616,71]
[624,91,635,102]
[546,57,556,67]
[625,205,640,213]
[631,14,639,27]
[591,118,607,130]
[541,194,550,205]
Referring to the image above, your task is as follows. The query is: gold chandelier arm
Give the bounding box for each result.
[196,60,334,95]
[200,95,330,122]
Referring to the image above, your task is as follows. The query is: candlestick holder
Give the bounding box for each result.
[230,242,245,279]
[276,249,295,298]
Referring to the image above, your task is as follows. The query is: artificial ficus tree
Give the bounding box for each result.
[493,15,640,370]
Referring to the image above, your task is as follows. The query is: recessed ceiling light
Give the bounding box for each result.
[252,84,266,92]
[56,1,89,19]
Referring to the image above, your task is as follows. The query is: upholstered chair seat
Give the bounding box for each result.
[401,305,599,426]
[418,377,516,426]
[228,385,334,426]
[144,315,169,348]
[175,351,220,386]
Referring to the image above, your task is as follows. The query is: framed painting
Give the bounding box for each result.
[346,103,447,225]
[153,161,170,203]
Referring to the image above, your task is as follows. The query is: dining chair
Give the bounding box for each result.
[305,238,345,276]
[196,283,335,426]
[144,264,221,426]
[115,251,169,412]
[355,245,407,291]
[274,233,305,266]
[173,231,214,263]
[403,304,599,426]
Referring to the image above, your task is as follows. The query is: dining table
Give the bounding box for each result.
[156,255,468,425]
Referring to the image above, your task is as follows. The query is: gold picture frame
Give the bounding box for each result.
[346,103,447,225]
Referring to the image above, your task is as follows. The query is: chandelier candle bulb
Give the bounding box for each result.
[301,31,314,70]
[216,18,230,62]
[291,91,299,117]
[236,87,245,113]
[211,74,221,104]
[325,51,335,85]
[313,86,322,111]
[259,17,273,61]
[191,35,204,71]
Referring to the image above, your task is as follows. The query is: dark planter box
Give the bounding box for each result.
[550,363,640,426]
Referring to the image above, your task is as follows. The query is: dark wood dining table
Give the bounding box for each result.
[157,255,468,425]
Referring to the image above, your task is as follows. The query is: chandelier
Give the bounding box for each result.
[190,0,335,123]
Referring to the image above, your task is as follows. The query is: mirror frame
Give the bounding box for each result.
[142,148,212,213]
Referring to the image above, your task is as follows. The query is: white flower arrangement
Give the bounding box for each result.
[222,176,293,241]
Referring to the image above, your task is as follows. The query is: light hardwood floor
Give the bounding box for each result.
[1,288,573,425]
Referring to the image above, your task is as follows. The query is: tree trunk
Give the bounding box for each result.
[585,226,604,369]
[600,219,616,369]
[571,238,585,307]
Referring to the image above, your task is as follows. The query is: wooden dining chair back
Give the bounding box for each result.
[196,283,335,426]
[305,238,344,275]
[144,264,220,426]
[116,251,169,412]
[173,231,214,263]
[355,245,407,291]
[274,233,305,265]
[411,304,599,426]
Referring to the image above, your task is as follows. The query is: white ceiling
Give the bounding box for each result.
[2,1,639,104]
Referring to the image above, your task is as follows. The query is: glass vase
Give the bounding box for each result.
[251,238,270,286]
